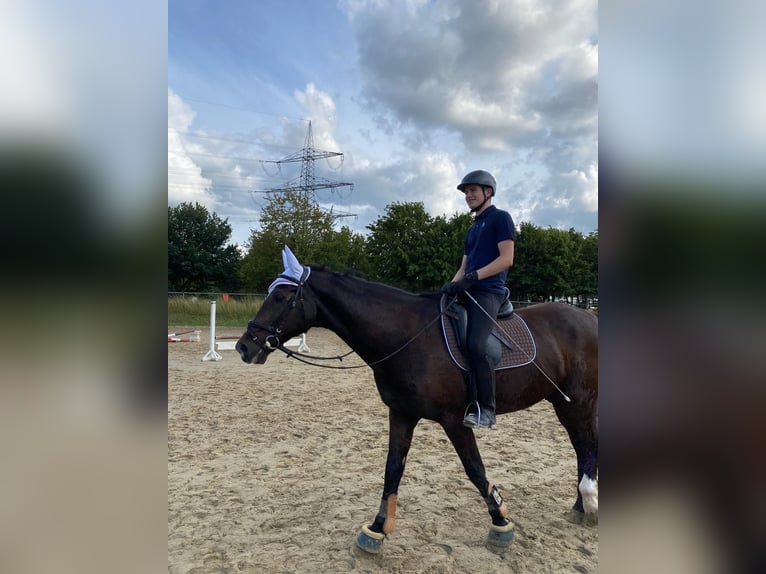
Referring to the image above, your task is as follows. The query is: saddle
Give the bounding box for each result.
[440,292,537,371]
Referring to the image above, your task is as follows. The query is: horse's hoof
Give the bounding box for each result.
[355,524,385,554]
[486,520,515,555]
[564,508,598,527]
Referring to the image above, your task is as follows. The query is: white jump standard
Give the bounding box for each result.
[202,300,223,361]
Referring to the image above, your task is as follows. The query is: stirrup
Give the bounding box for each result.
[464,401,495,429]
[463,402,481,429]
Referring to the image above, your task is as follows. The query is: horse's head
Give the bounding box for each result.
[236,246,316,364]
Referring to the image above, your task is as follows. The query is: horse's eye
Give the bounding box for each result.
[273,291,286,303]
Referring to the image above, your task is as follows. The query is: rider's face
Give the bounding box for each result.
[463,184,487,210]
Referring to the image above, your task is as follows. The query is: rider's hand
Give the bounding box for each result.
[442,271,478,297]
[454,270,478,293]
[441,281,459,297]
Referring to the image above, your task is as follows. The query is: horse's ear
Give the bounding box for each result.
[282,245,303,276]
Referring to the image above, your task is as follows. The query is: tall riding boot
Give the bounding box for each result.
[463,357,496,429]
[465,370,478,405]
[462,371,480,428]
[475,356,497,428]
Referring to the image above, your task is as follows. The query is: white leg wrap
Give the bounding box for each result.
[579,475,598,514]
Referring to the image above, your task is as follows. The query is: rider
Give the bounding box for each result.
[441,170,515,429]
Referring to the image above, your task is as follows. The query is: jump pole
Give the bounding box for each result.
[168,329,195,337]
[168,330,200,343]
[202,300,223,361]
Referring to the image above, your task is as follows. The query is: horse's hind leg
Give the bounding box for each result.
[442,420,515,554]
[355,409,418,554]
[552,392,598,526]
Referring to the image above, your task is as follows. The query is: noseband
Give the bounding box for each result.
[247,266,311,353]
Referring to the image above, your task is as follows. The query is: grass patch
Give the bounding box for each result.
[168,295,265,327]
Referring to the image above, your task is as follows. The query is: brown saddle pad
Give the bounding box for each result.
[440,296,537,371]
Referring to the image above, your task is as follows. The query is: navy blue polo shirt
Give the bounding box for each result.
[464,205,515,295]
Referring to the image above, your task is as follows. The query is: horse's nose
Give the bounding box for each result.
[235,340,250,363]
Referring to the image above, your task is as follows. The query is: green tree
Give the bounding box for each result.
[168,202,243,292]
[576,230,598,304]
[346,230,374,278]
[241,189,367,291]
[511,222,544,301]
[364,202,472,292]
[428,211,474,288]
[511,223,562,301]
[510,223,597,303]
[313,225,374,277]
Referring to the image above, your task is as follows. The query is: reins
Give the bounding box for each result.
[273,303,451,370]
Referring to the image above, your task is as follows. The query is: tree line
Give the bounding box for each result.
[168,192,597,305]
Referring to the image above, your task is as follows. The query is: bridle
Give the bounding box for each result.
[246,266,311,354]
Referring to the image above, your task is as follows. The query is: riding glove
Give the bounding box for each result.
[441,271,478,296]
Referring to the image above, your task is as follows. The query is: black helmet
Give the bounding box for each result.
[457,170,496,196]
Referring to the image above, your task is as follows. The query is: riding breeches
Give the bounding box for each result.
[463,290,503,406]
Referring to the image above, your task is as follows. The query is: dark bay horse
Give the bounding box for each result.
[236,260,598,555]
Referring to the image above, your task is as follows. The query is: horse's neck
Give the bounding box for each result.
[309,272,427,359]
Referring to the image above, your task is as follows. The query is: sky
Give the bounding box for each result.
[168,0,599,249]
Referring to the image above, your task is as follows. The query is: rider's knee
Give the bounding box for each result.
[466,339,486,360]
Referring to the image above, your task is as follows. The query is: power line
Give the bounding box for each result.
[173,94,309,122]
[168,127,296,152]
[169,149,270,163]
[168,166,282,183]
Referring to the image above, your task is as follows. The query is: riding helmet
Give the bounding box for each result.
[457,170,496,196]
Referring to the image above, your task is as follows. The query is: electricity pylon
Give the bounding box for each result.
[255,121,356,220]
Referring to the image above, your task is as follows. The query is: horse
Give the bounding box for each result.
[236,252,598,555]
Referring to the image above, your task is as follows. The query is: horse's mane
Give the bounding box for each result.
[308,265,440,299]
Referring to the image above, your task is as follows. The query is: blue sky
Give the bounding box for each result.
[169,0,599,248]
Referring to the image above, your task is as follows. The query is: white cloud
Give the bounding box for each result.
[293,83,341,151]
[167,90,215,208]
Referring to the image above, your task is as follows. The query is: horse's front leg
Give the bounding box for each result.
[442,419,516,555]
[355,409,418,555]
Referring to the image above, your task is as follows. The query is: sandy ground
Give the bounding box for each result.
[168,327,598,573]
